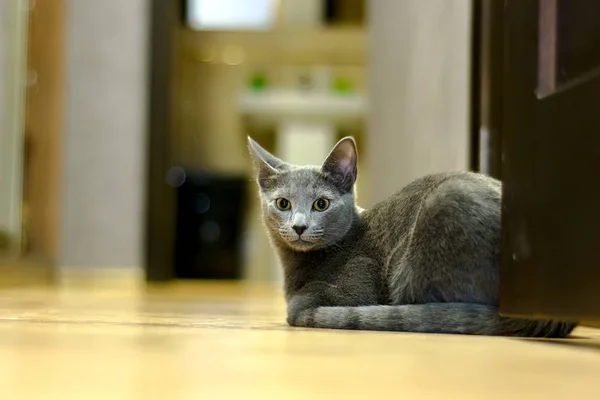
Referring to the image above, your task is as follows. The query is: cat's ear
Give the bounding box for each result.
[321,136,358,192]
[247,136,288,189]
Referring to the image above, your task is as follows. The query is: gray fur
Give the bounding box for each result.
[248,136,577,337]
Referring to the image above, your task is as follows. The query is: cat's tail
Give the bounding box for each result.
[292,303,577,338]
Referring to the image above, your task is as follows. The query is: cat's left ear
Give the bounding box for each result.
[321,136,358,192]
[247,136,289,189]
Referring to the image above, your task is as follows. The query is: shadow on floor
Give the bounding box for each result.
[522,336,600,352]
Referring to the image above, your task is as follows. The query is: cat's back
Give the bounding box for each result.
[360,172,501,262]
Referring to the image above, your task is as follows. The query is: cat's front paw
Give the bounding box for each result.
[286,294,318,327]
[287,308,317,328]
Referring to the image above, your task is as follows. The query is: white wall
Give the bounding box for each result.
[60,0,149,267]
[0,0,28,253]
[367,0,472,204]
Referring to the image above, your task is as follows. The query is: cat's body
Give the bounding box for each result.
[248,136,577,337]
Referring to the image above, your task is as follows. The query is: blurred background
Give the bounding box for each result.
[0,0,480,285]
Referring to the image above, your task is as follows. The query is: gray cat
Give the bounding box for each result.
[248,136,577,337]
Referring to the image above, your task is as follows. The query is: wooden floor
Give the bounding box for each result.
[1,272,600,399]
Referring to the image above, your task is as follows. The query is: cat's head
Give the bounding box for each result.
[248,136,359,252]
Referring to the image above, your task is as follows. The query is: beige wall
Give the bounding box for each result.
[60,0,149,267]
[367,0,472,205]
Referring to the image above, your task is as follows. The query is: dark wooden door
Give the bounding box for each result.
[500,0,600,324]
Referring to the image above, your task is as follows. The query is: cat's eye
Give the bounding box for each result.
[275,198,291,211]
[313,198,330,211]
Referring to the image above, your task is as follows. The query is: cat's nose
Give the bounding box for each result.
[292,225,308,235]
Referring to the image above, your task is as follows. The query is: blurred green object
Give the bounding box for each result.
[332,76,353,94]
[249,72,268,91]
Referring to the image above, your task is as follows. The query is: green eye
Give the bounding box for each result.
[276,198,291,211]
[313,198,330,211]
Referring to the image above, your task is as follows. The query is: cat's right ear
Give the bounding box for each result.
[247,136,288,189]
[321,136,358,192]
